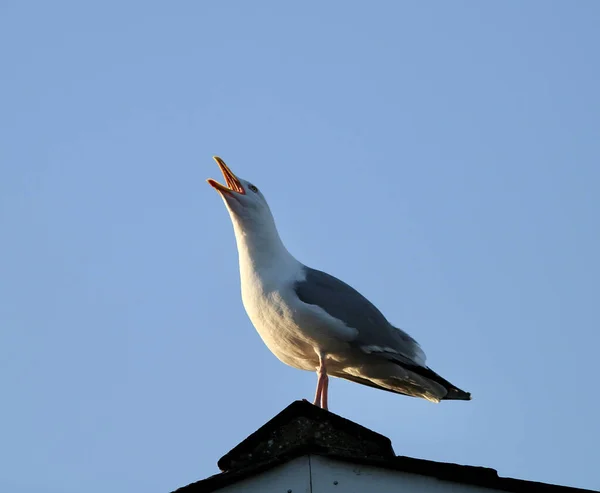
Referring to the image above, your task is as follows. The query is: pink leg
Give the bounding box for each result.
[312,354,329,410]
[313,374,325,406]
[321,371,329,410]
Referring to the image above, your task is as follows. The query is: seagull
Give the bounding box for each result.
[207,156,471,409]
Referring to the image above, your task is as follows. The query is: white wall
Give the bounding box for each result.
[217,455,499,493]
[311,455,496,493]
[218,456,311,493]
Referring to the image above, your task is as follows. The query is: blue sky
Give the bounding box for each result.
[1,1,599,492]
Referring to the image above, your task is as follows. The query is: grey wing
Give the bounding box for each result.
[294,267,427,367]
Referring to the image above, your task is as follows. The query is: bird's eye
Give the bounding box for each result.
[248,184,258,193]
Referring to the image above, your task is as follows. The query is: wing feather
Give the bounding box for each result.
[293,266,426,367]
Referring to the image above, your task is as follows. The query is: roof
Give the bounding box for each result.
[173,400,597,493]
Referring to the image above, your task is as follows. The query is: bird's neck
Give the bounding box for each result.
[230,212,299,283]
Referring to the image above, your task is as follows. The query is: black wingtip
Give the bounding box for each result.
[442,388,472,401]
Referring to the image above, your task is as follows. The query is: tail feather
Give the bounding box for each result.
[339,365,471,402]
[397,362,471,401]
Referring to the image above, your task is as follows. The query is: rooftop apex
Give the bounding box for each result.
[218,399,394,472]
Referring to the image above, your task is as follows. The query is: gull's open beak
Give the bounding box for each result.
[207,156,245,195]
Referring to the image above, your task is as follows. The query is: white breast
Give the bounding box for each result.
[240,265,358,372]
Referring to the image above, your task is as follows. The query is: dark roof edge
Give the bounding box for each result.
[173,445,598,493]
[173,444,314,493]
[336,453,597,493]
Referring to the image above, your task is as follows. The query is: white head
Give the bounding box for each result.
[207,156,273,228]
[207,156,294,272]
